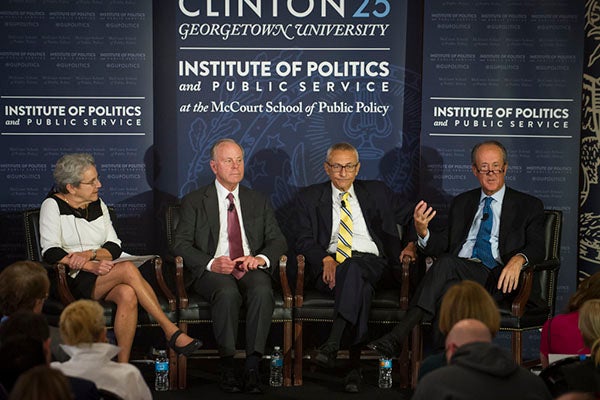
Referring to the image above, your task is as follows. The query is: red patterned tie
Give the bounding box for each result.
[227,193,246,279]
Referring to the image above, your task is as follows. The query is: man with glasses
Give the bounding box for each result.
[294,142,415,392]
[368,140,546,359]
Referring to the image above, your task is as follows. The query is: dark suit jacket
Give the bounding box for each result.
[422,187,546,267]
[171,182,287,285]
[294,180,414,284]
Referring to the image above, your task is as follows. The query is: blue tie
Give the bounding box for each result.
[472,197,496,269]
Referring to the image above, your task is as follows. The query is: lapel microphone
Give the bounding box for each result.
[228,202,235,212]
[341,200,346,208]
[481,213,489,221]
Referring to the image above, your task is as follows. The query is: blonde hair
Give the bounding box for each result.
[59,299,105,345]
[578,299,600,366]
[438,280,501,336]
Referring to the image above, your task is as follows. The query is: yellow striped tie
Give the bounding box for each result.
[336,192,353,263]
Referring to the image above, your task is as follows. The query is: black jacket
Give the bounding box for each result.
[412,342,552,400]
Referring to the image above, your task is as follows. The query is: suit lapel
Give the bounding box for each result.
[498,188,515,252]
[317,183,333,236]
[203,184,220,250]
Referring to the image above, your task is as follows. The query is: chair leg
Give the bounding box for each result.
[293,320,303,386]
[283,320,293,387]
[410,324,422,389]
[397,335,410,388]
[511,331,523,365]
[177,322,189,390]
[168,345,178,390]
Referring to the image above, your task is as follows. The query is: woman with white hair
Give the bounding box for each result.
[40,153,201,362]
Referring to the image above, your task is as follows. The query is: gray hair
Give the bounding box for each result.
[325,142,359,163]
[53,153,95,193]
[210,138,244,160]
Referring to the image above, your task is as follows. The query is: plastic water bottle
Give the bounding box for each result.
[378,357,392,389]
[154,350,169,391]
[269,346,283,387]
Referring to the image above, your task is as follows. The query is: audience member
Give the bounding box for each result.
[368,140,546,358]
[540,272,600,368]
[418,280,501,380]
[40,153,201,362]
[0,310,100,400]
[412,319,552,400]
[0,261,49,320]
[51,299,151,400]
[172,138,287,394]
[9,365,74,400]
[541,299,600,397]
[293,142,415,392]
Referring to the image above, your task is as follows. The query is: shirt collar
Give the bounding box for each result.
[331,182,356,200]
[480,184,506,204]
[215,180,239,200]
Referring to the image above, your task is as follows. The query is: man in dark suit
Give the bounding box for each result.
[172,138,287,394]
[368,140,546,357]
[294,142,415,392]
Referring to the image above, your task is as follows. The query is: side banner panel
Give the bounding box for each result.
[580,2,600,282]
[0,0,154,263]
[420,1,583,310]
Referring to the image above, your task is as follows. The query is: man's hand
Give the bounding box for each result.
[322,255,338,289]
[211,256,238,274]
[233,255,266,272]
[400,241,417,263]
[414,200,436,238]
[497,254,526,293]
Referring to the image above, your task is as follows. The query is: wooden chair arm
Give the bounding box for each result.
[399,255,412,310]
[511,259,560,317]
[294,255,305,308]
[150,256,177,312]
[55,263,76,305]
[511,266,534,317]
[174,256,190,309]
[278,255,293,308]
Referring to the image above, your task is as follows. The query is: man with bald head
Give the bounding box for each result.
[412,319,551,400]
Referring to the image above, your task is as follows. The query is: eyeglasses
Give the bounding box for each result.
[326,162,359,172]
[79,177,101,186]
[474,166,505,175]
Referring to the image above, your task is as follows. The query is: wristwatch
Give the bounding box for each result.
[91,248,97,261]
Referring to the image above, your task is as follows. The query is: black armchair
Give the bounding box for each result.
[292,251,416,387]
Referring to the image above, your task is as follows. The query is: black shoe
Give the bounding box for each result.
[367,334,401,358]
[309,345,338,369]
[243,368,263,394]
[344,368,362,393]
[220,367,242,393]
[167,330,203,357]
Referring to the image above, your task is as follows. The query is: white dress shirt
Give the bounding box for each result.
[327,183,379,256]
[51,342,152,400]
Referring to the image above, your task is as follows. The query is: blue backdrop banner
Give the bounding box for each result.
[0,0,154,261]
[420,0,584,311]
